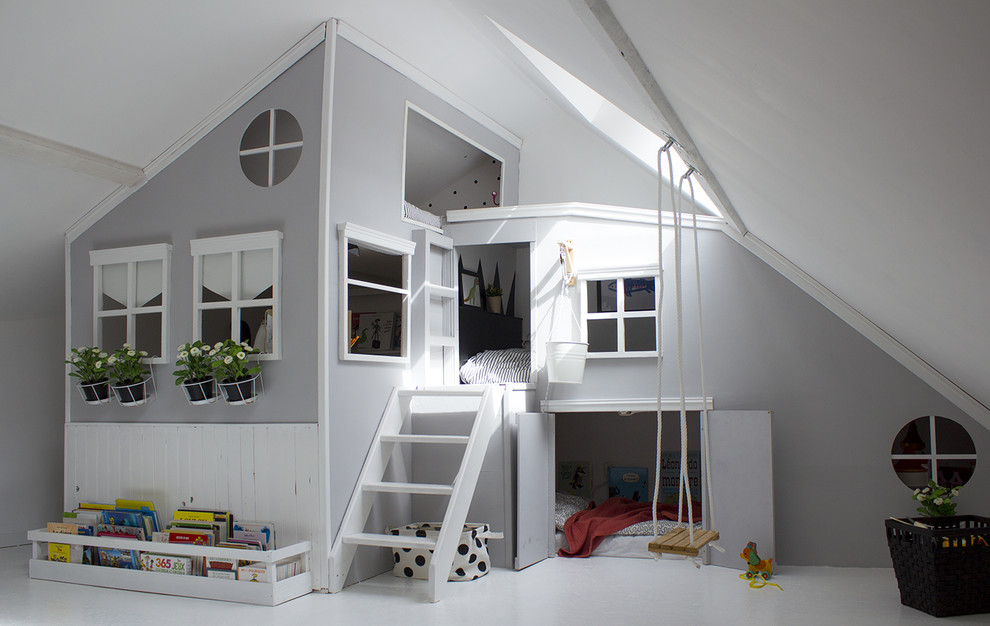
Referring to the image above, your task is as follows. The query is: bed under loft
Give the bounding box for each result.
[552,411,706,560]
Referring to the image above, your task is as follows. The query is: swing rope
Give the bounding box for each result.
[652,145,673,540]
[650,142,718,558]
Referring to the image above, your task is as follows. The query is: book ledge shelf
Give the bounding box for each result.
[27,530,313,606]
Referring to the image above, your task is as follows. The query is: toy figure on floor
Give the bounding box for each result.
[740,541,781,590]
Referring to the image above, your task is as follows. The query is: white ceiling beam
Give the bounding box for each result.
[582,0,748,236]
[0,123,145,187]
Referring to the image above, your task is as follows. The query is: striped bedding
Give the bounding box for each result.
[459,348,530,384]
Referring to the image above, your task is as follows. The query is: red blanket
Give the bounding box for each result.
[558,497,703,558]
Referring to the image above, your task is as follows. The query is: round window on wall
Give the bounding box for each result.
[239,109,303,187]
[891,415,977,490]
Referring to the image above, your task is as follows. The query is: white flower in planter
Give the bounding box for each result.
[190,347,201,357]
[933,497,944,505]
[236,351,246,360]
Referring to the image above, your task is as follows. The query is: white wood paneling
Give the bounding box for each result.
[64,423,321,585]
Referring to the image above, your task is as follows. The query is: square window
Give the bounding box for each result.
[191,231,282,358]
[338,223,415,362]
[583,273,658,358]
[90,244,171,364]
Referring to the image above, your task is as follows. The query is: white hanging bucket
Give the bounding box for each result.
[546,341,588,384]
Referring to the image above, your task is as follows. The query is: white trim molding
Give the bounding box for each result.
[543,397,714,413]
[723,226,990,426]
[447,202,726,230]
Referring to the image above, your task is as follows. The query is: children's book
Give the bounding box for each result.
[97,524,146,541]
[48,521,94,563]
[96,545,141,569]
[660,451,702,506]
[167,520,222,545]
[166,529,214,546]
[100,509,147,534]
[78,502,115,511]
[232,521,276,550]
[607,466,649,502]
[174,509,232,541]
[140,553,194,576]
[206,568,238,580]
[115,499,160,532]
[237,562,271,582]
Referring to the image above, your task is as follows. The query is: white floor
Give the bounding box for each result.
[0,544,983,625]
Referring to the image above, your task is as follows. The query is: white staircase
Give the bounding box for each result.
[328,386,501,602]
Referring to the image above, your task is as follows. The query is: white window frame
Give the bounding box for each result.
[891,415,978,487]
[581,267,660,359]
[239,108,304,188]
[338,222,416,363]
[190,230,282,360]
[90,243,172,365]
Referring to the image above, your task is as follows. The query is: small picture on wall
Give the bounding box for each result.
[461,274,480,307]
[557,461,593,500]
[350,312,396,353]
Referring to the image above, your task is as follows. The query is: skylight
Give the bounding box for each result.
[492,20,723,218]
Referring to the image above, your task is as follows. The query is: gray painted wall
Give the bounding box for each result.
[0,314,64,546]
[539,222,990,566]
[327,38,520,583]
[68,45,325,423]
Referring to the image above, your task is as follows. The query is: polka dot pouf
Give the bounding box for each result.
[389,523,498,581]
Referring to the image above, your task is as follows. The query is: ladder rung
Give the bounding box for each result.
[381,434,470,445]
[342,532,438,550]
[427,285,459,298]
[364,481,453,495]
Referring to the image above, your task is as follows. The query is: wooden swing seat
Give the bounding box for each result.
[648,528,719,557]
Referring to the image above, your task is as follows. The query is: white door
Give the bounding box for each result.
[706,410,774,570]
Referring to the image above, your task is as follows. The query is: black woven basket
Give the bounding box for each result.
[885,515,990,617]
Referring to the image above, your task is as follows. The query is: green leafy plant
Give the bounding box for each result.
[173,340,215,385]
[65,346,109,384]
[211,339,261,383]
[106,343,149,385]
[913,480,960,517]
[485,283,503,297]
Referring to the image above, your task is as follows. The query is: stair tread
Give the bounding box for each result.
[398,388,486,397]
[343,532,437,549]
[381,434,470,444]
[364,481,454,495]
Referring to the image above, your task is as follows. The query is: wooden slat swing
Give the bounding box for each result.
[648,148,718,560]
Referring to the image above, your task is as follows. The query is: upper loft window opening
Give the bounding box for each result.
[403,105,504,230]
[490,19,723,218]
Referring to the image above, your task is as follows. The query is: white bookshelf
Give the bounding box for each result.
[27,530,312,606]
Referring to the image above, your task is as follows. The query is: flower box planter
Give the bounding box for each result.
[77,379,111,405]
[111,377,154,406]
[885,515,990,617]
[180,377,217,405]
[218,373,262,406]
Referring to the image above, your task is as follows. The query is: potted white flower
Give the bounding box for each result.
[66,346,110,405]
[107,343,151,406]
[211,339,262,405]
[173,340,217,405]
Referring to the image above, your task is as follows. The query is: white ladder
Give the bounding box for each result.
[328,385,501,602]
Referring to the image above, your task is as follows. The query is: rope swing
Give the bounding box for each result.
[648,144,719,560]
